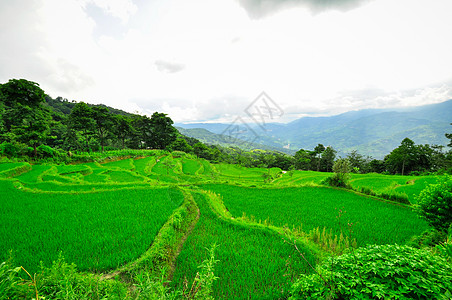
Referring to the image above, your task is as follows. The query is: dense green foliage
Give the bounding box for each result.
[323,158,352,188]
[416,176,452,232]
[290,244,452,299]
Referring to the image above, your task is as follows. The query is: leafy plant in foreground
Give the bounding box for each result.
[0,256,34,299]
[290,244,452,299]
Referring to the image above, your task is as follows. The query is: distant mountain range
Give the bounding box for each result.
[176,100,452,159]
[176,127,295,155]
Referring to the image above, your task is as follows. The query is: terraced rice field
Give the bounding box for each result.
[202,184,429,246]
[171,192,316,300]
[0,152,442,298]
[0,179,183,274]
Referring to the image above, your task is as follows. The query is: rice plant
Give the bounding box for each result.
[202,184,429,246]
[171,192,316,300]
[0,180,184,275]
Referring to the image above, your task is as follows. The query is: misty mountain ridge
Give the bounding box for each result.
[176,100,452,159]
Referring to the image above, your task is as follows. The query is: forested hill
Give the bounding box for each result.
[1,78,452,175]
[177,100,452,158]
[45,96,134,117]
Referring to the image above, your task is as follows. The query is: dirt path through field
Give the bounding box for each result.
[166,197,200,283]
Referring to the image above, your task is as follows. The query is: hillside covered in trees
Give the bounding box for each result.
[1,78,451,175]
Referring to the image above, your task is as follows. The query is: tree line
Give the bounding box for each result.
[0,79,178,156]
[1,78,451,175]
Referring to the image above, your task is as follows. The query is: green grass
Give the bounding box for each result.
[56,164,92,175]
[83,168,110,183]
[275,170,330,186]
[21,181,153,193]
[214,164,267,181]
[152,155,180,176]
[202,184,429,246]
[0,162,31,178]
[0,180,183,275]
[101,158,134,170]
[349,174,407,192]
[15,165,52,183]
[133,156,156,176]
[182,159,202,175]
[171,192,316,300]
[199,159,211,174]
[0,162,25,172]
[41,173,76,184]
[349,173,441,203]
[106,170,147,183]
[394,176,439,203]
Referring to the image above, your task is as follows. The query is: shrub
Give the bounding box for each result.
[0,256,34,299]
[323,158,351,188]
[435,226,452,262]
[0,142,18,158]
[290,244,452,299]
[23,146,35,157]
[37,254,128,299]
[322,175,349,188]
[415,176,452,232]
[380,191,410,205]
[37,145,55,158]
[407,228,447,248]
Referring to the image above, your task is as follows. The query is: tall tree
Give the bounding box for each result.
[269,152,294,170]
[193,142,213,160]
[294,149,313,170]
[168,137,193,153]
[14,106,51,156]
[148,112,177,149]
[384,138,417,175]
[131,114,152,149]
[369,159,385,173]
[346,150,371,173]
[0,79,47,132]
[321,146,336,172]
[92,106,113,152]
[314,144,326,172]
[112,115,134,149]
[67,102,95,151]
[0,79,51,154]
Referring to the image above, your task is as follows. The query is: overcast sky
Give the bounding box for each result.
[1,0,452,123]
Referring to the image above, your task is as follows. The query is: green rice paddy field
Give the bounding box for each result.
[0,152,443,298]
[202,184,428,246]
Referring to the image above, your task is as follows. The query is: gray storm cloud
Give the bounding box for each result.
[155,60,185,74]
[239,0,373,18]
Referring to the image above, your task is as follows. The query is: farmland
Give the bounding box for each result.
[202,184,428,246]
[0,151,447,299]
[0,179,183,275]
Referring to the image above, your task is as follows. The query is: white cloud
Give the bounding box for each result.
[155,60,185,74]
[238,0,374,19]
[1,0,452,122]
[81,0,137,24]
